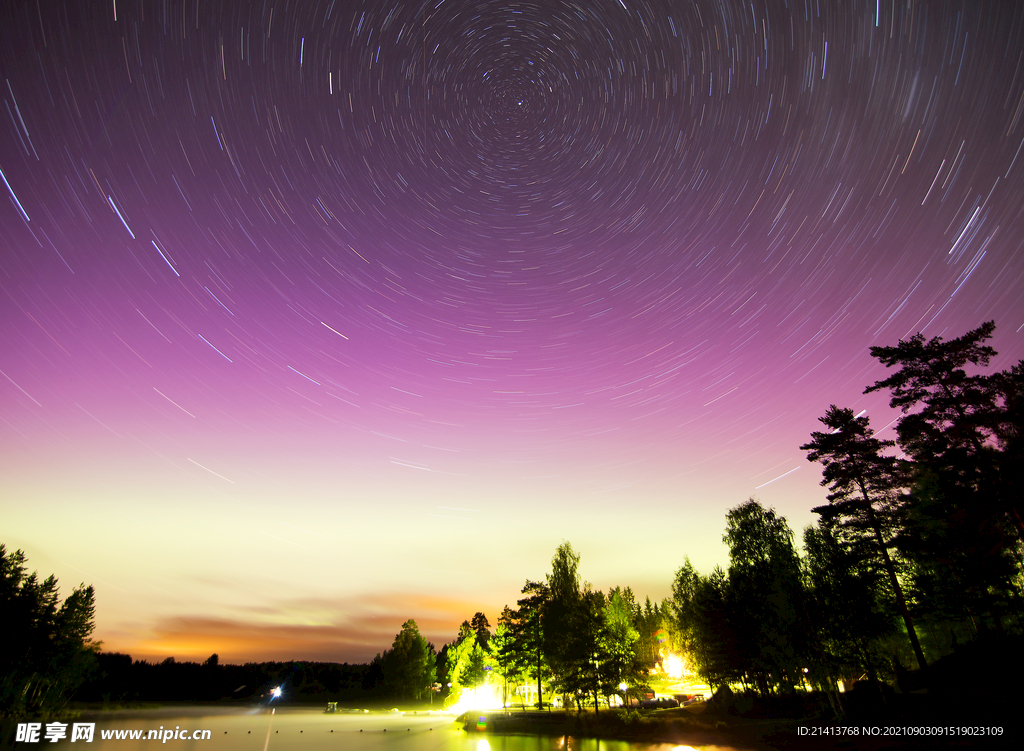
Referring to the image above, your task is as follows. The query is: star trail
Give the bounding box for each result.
[2,0,1023,663]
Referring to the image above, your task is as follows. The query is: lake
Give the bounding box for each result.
[62,707,746,751]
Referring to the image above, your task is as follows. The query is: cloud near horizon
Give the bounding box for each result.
[108,591,501,665]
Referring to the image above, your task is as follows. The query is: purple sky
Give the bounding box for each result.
[2,0,1023,664]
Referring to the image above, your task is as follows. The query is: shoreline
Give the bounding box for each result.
[456,708,813,750]
[56,700,1014,749]
[455,706,1008,750]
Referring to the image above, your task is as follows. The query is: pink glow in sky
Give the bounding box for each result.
[2,0,1023,663]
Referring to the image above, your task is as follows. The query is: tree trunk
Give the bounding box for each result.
[858,481,928,672]
[536,642,543,709]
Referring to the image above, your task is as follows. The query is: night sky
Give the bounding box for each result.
[2,0,1023,664]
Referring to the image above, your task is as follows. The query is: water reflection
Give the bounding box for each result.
[471,737,729,751]
[474,737,720,751]
[76,708,742,751]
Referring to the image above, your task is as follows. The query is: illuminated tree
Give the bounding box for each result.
[379,619,435,700]
[512,579,549,708]
[528,545,646,711]
[671,558,737,691]
[541,542,584,706]
[548,585,607,711]
[542,542,581,671]
[488,607,521,707]
[602,587,647,706]
[444,622,478,700]
[632,596,662,671]
[723,499,808,695]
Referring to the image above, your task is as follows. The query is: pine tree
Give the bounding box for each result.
[801,406,926,670]
[865,321,1022,627]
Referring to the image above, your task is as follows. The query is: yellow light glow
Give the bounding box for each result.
[663,653,684,678]
[446,683,504,715]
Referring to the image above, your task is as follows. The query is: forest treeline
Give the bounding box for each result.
[3,321,1021,716]
[375,321,1024,710]
[74,653,376,704]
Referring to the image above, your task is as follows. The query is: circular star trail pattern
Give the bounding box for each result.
[1,1,1023,661]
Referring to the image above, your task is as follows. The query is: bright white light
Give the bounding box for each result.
[271,686,282,698]
[663,654,685,679]
[446,684,503,714]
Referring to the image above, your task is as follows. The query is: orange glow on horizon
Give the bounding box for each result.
[102,592,500,664]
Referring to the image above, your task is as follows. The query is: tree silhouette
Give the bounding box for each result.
[801,405,926,670]
[866,321,1022,627]
[1,545,98,717]
[803,520,896,701]
[865,321,1018,536]
[470,611,491,652]
[671,558,737,691]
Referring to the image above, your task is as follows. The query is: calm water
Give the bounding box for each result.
[63,707,744,751]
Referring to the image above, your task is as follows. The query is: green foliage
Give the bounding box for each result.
[378,619,434,700]
[724,499,808,695]
[512,579,550,707]
[632,596,662,670]
[602,588,638,674]
[445,621,486,702]
[671,558,737,690]
[488,607,520,705]
[466,544,649,712]
[521,544,647,712]
[542,542,583,697]
[540,542,585,705]
[0,545,98,717]
[551,586,609,710]
[602,587,648,703]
